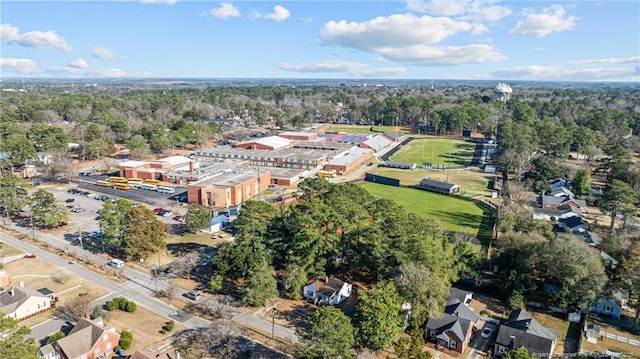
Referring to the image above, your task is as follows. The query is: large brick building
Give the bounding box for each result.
[119,156,196,181]
[187,169,271,207]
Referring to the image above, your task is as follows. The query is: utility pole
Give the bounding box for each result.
[271,298,276,339]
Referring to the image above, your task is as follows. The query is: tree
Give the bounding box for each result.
[618,242,640,331]
[119,330,133,350]
[284,264,308,300]
[168,252,200,279]
[0,313,37,359]
[291,114,306,130]
[185,204,210,233]
[571,168,592,196]
[62,296,93,320]
[46,331,65,344]
[296,306,355,359]
[526,155,563,192]
[503,347,536,359]
[2,133,37,164]
[30,189,69,228]
[0,172,29,218]
[395,261,451,325]
[599,179,638,230]
[121,206,165,260]
[241,257,278,307]
[98,198,133,249]
[353,281,404,350]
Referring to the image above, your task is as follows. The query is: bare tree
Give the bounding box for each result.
[174,320,240,358]
[168,252,200,279]
[62,296,93,320]
[51,273,67,284]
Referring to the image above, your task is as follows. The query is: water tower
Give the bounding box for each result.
[493,82,512,104]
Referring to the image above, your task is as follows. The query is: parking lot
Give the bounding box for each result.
[46,183,188,240]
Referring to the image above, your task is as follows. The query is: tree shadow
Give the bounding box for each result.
[275,302,317,329]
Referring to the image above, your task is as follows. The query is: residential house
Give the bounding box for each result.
[531,206,582,221]
[425,288,479,354]
[557,216,588,233]
[539,195,587,212]
[0,284,53,321]
[549,186,574,198]
[549,179,568,190]
[303,277,352,306]
[494,309,558,359]
[592,299,622,320]
[38,318,120,359]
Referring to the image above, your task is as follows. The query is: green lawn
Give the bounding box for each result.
[390,138,475,167]
[360,182,485,236]
[373,167,492,196]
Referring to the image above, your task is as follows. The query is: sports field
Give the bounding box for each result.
[373,167,493,196]
[390,138,475,167]
[360,182,485,235]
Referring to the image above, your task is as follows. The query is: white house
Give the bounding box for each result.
[0,284,53,321]
[303,277,352,306]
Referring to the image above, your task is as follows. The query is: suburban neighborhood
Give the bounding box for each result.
[0,77,638,359]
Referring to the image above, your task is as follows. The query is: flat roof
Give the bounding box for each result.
[196,145,331,161]
[236,136,292,150]
[267,167,308,179]
[327,148,372,166]
[119,160,146,167]
[362,135,392,151]
[191,169,268,187]
[157,156,193,164]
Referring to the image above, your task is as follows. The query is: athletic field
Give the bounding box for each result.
[390,138,474,167]
[323,125,410,135]
[360,182,484,236]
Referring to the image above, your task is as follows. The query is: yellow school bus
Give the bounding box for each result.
[96,180,111,187]
[114,184,130,190]
[143,179,162,186]
[108,176,128,183]
[317,170,336,178]
[126,178,143,184]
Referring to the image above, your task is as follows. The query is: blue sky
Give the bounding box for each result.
[1,0,639,81]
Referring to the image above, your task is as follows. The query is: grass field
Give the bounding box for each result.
[390,138,475,167]
[360,182,485,236]
[323,125,411,135]
[373,167,493,196]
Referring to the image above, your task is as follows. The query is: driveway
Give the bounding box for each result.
[466,321,498,359]
[29,315,75,344]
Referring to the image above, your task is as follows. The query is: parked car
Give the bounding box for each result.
[71,207,85,213]
[173,215,185,223]
[183,291,200,300]
[65,198,75,203]
[160,210,172,217]
[153,208,164,214]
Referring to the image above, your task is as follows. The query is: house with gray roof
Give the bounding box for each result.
[425,288,479,354]
[38,318,120,359]
[419,178,460,194]
[540,195,587,212]
[0,285,52,321]
[494,309,558,359]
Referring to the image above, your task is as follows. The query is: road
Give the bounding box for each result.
[0,224,298,344]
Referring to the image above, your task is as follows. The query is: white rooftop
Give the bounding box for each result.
[279,131,316,137]
[327,148,372,166]
[119,160,146,167]
[236,136,292,150]
[362,135,392,152]
[157,156,193,164]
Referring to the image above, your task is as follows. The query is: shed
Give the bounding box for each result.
[383,161,417,170]
[419,178,460,194]
[209,215,230,233]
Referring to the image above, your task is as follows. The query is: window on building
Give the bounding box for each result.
[498,346,505,353]
[450,341,457,349]
[604,304,613,312]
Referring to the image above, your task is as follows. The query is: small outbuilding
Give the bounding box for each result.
[383,161,417,170]
[209,215,230,233]
[419,178,460,194]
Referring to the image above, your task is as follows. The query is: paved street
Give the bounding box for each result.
[0,224,298,343]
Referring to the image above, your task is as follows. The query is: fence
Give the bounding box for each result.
[364,173,400,187]
[599,331,640,347]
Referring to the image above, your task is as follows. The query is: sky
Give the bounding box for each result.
[1,0,639,81]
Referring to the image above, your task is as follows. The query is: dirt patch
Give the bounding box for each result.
[467,290,509,319]
[5,256,61,277]
[107,306,186,353]
[259,299,316,329]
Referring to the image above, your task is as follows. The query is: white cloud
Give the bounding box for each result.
[510,5,578,37]
[277,60,405,77]
[209,2,240,19]
[0,58,40,74]
[380,44,507,66]
[406,0,511,22]
[68,58,88,69]
[140,0,177,4]
[47,66,131,78]
[321,14,485,51]
[278,60,368,73]
[91,47,123,59]
[351,67,407,77]
[491,65,639,81]
[264,5,290,22]
[0,23,73,53]
[567,56,640,66]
